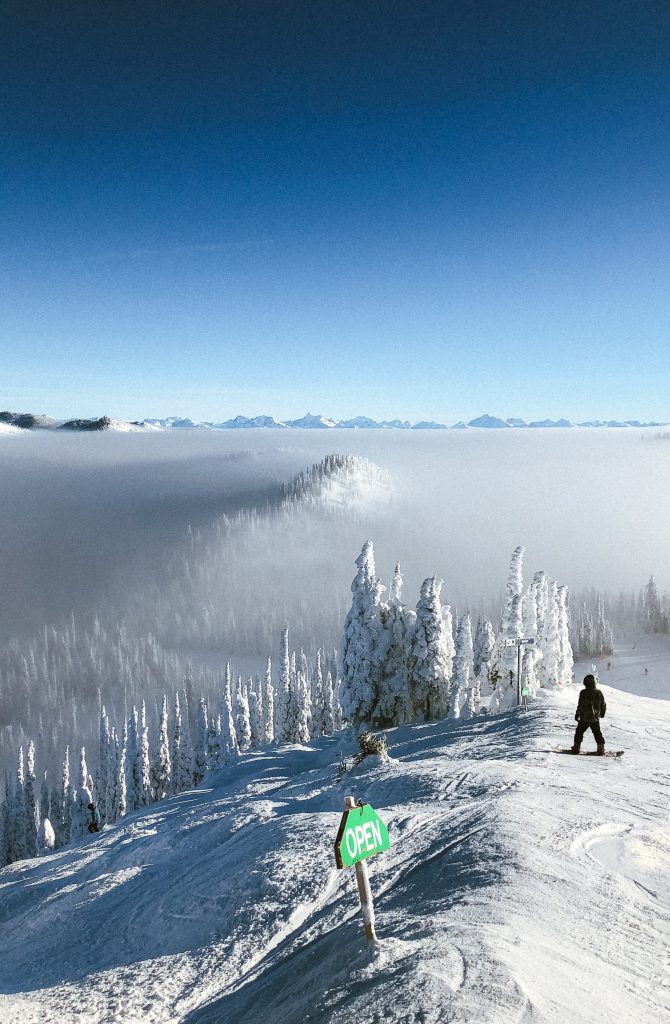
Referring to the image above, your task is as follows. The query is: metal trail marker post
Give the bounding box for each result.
[334,796,390,945]
[504,637,535,705]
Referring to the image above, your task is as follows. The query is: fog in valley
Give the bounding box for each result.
[0,427,668,778]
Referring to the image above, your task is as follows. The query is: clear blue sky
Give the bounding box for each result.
[2,1,669,422]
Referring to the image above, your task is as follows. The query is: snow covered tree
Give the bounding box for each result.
[12,747,27,862]
[311,649,326,736]
[218,684,239,765]
[177,694,193,790]
[69,747,92,843]
[557,585,574,686]
[450,614,475,720]
[39,771,50,825]
[24,740,39,858]
[97,707,110,823]
[59,746,73,848]
[139,701,152,804]
[275,628,292,743]
[126,706,141,811]
[152,695,172,800]
[115,726,127,820]
[37,817,55,854]
[234,681,252,752]
[339,542,386,727]
[407,578,452,721]
[374,563,410,727]
[323,670,336,735]
[263,657,274,744]
[539,581,561,688]
[193,696,209,784]
[248,684,263,749]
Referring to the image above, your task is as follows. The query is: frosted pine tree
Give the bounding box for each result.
[193,696,209,784]
[476,620,497,697]
[97,707,110,822]
[375,563,410,727]
[219,690,239,765]
[70,747,92,843]
[24,740,39,858]
[39,771,50,825]
[311,649,326,736]
[557,585,574,686]
[37,817,55,854]
[450,614,475,720]
[59,746,73,848]
[139,701,152,805]
[172,693,184,793]
[248,684,263,749]
[234,681,252,751]
[407,578,452,721]
[539,581,561,688]
[115,725,127,819]
[263,657,274,744]
[339,541,386,728]
[275,628,292,743]
[152,695,172,800]
[12,747,27,862]
[178,696,193,789]
[126,706,140,811]
[323,670,336,735]
[207,714,219,768]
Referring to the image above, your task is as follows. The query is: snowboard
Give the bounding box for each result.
[556,749,624,758]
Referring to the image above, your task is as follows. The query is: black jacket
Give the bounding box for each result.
[575,683,607,722]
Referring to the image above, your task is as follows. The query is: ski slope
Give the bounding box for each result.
[1,644,669,1024]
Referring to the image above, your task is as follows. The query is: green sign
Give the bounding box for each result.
[334,803,390,869]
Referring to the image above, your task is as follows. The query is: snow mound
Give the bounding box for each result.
[2,682,669,1024]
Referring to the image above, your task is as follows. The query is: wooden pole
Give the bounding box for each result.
[345,796,379,944]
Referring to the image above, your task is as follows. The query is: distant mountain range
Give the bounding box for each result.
[1,409,666,433]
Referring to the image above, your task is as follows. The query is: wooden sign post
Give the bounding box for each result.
[334,795,390,945]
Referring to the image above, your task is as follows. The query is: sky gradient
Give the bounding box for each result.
[2,1,670,422]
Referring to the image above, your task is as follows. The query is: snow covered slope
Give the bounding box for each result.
[2,669,669,1024]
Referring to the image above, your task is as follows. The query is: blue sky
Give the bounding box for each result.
[2,1,669,422]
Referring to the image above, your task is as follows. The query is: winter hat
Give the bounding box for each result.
[583,674,596,689]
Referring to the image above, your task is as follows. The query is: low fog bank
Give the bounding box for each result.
[0,428,667,648]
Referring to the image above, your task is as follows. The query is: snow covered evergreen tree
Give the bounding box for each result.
[248,684,263,749]
[339,541,386,728]
[234,682,252,752]
[407,578,452,721]
[152,695,172,799]
[97,707,110,823]
[375,563,410,727]
[69,747,92,843]
[59,746,73,848]
[450,614,475,720]
[139,701,152,804]
[263,657,274,744]
[12,747,27,863]
[275,628,292,743]
[193,696,209,784]
[24,740,39,858]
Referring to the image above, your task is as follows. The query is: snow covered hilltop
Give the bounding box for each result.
[1,408,666,432]
[1,665,668,1024]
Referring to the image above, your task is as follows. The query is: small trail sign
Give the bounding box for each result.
[334,802,390,869]
[335,797,390,944]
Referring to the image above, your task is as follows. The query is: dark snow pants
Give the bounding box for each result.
[573,720,604,748]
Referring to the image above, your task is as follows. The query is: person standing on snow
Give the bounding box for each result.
[571,674,606,755]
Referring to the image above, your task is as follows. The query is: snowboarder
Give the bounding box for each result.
[571,674,606,755]
[87,802,102,834]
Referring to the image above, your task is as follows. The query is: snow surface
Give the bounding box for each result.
[2,637,669,1023]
